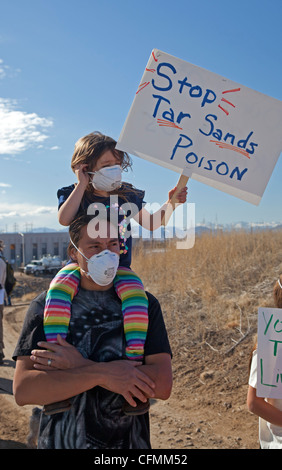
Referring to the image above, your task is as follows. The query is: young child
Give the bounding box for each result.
[43,131,187,414]
[247,275,282,448]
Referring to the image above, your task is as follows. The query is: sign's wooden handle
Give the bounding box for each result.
[161,174,189,226]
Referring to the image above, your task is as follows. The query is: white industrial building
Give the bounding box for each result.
[0,231,70,267]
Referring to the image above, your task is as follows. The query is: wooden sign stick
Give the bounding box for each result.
[161,173,190,226]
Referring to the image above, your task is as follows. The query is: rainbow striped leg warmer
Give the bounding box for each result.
[43,264,149,361]
[113,267,148,361]
[43,263,81,342]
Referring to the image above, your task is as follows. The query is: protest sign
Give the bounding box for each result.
[257,307,282,398]
[116,49,282,205]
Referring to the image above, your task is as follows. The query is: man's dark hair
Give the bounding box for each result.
[67,213,120,257]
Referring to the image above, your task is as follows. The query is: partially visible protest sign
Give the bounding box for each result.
[116,49,282,205]
[257,307,282,398]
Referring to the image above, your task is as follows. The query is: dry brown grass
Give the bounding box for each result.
[131,229,282,352]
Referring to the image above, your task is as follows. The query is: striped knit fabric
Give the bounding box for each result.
[43,264,148,360]
[43,263,81,342]
[113,267,148,361]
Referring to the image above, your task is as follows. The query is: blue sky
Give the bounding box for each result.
[0,0,281,232]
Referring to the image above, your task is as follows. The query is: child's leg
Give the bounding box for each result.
[113,266,149,361]
[113,267,150,415]
[42,263,81,415]
[43,262,81,343]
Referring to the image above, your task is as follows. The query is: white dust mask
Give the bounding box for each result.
[70,240,119,286]
[89,165,122,192]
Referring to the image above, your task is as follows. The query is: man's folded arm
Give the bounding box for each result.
[13,356,156,407]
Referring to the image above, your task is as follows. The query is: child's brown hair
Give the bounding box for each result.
[71,131,132,173]
[70,131,139,202]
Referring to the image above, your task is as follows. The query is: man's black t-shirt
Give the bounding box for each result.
[13,286,171,449]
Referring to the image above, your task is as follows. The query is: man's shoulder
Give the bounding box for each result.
[33,290,47,303]
[145,291,157,302]
[27,291,47,315]
[145,291,161,311]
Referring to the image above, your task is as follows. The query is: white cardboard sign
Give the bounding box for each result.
[117,49,282,205]
[257,307,282,398]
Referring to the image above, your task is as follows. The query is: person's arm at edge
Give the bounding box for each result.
[247,385,282,427]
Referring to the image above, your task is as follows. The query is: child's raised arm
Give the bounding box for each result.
[133,186,187,231]
[58,164,89,226]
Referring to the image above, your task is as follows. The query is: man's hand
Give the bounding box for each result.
[30,335,89,370]
[100,360,156,407]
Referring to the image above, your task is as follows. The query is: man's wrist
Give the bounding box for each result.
[80,360,107,388]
